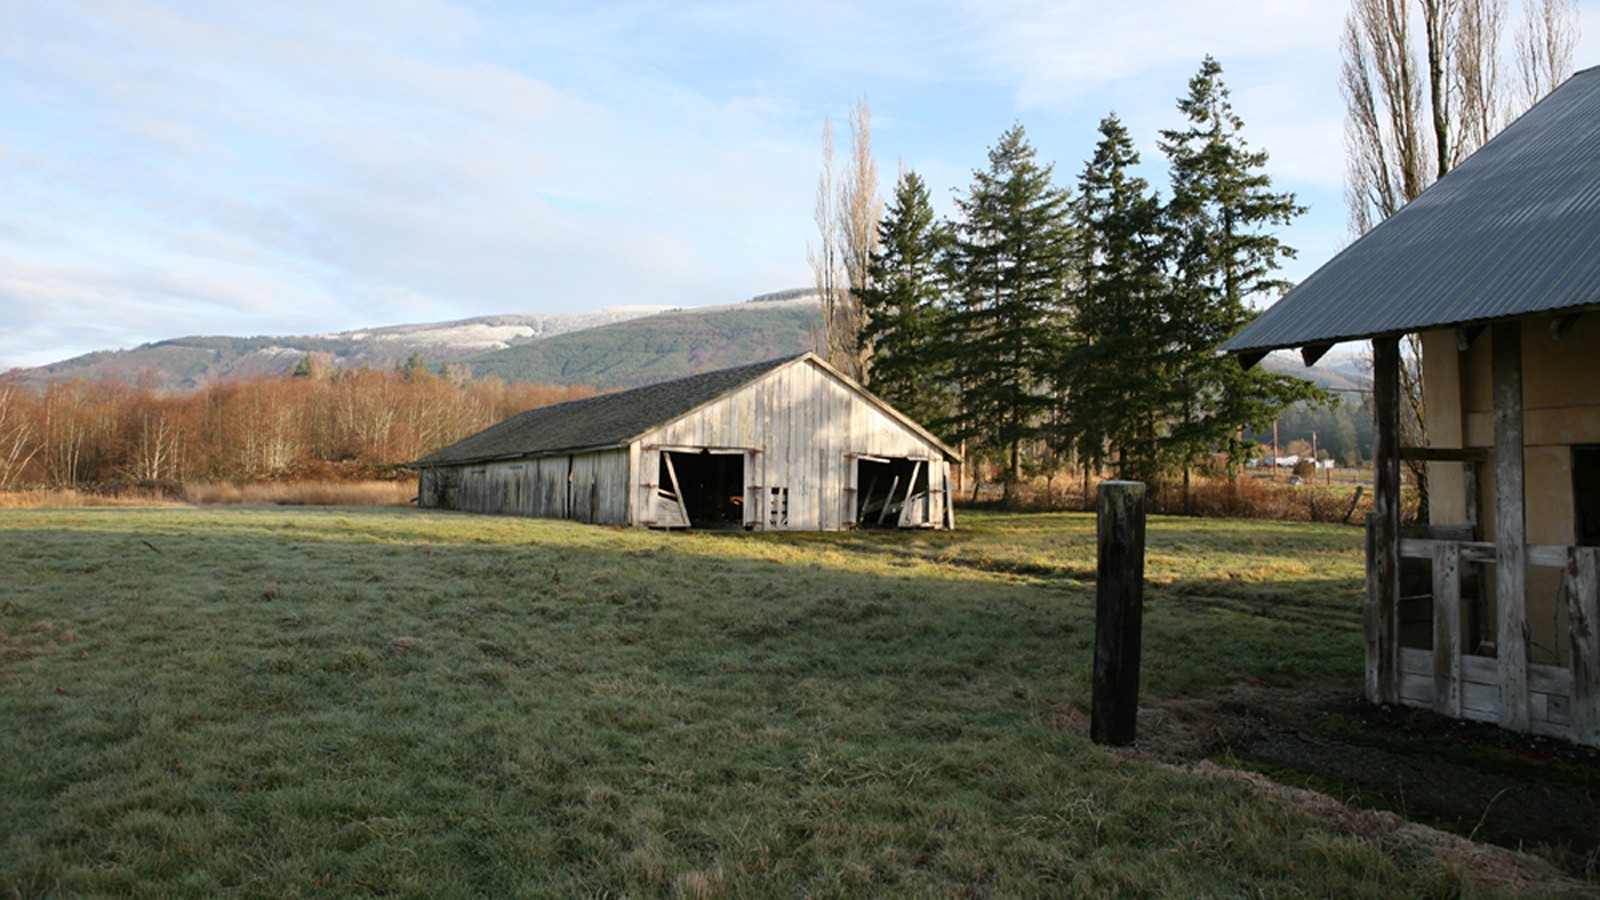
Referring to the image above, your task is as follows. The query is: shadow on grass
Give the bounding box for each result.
[2,506,1458,897]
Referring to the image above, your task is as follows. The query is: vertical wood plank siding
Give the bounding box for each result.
[417,359,952,531]
[638,360,950,531]
[1391,537,1600,747]
[420,449,629,525]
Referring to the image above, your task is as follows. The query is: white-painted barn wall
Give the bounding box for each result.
[419,357,952,531]
[637,359,949,531]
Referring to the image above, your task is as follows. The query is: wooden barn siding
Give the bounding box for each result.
[639,360,948,531]
[418,449,629,524]
[532,457,569,518]
[418,468,444,507]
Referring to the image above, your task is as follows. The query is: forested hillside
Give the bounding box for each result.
[466,298,820,389]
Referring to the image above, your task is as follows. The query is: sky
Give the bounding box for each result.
[2,1,1598,371]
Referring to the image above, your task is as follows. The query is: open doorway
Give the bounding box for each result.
[853,456,933,528]
[658,450,747,530]
[1575,445,1600,546]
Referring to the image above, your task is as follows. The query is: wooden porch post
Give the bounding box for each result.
[1367,335,1403,705]
[1492,321,1530,732]
[1568,547,1600,747]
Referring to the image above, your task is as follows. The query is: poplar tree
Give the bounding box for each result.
[1341,0,1579,516]
[947,125,1074,505]
[1063,114,1172,484]
[1161,57,1323,501]
[857,169,954,433]
[811,97,880,383]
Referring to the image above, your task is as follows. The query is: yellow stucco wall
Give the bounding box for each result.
[1420,313,1600,663]
[1423,314,1600,544]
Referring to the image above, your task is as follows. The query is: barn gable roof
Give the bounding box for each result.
[1223,65,1600,357]
[412,352,956,467]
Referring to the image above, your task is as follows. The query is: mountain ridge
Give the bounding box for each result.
[7,288,1367,396]
[10,291,819,391]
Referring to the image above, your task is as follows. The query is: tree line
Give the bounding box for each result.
[0,357,592,492]
[823,58,1327,507]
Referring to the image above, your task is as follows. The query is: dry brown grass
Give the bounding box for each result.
[963,471,1420,524]
[0,488,185,509]
[0,479,417,509]
[182,479,417,506]
[1182,477,1374,523]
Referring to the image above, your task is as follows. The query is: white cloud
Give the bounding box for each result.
[2,0,1596,371]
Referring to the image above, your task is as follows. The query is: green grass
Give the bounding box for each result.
[0,506,1497,896]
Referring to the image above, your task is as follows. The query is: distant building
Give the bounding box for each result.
[411,352,957,531]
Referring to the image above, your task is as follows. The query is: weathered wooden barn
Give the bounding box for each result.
[1223,67,1600,747]
[411,352,958,531]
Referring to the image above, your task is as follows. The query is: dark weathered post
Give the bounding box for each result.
[1368,335,1402,706]
[1091,480,1146,746]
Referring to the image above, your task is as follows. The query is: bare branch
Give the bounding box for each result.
[808,119,843,369]
[810,97,880,383]
[1455,0,1506,154]
[1514,0,1579,110]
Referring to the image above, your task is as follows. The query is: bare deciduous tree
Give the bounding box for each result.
[1456,0,1506,150]
[1342,0,1565,232]
[1515,0,1580,107]
[837,96,881,383]
[809,119,845,371]
[0,385,40,492]
[809,96,879,383]
[1342,0,1430,234]
[1341,0,1576,517]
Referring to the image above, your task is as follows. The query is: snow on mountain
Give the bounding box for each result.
[331,305,678,351]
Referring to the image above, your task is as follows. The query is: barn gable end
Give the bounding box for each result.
[411,353,957,532]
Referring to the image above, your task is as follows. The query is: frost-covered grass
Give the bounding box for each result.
[1,506,1493,896]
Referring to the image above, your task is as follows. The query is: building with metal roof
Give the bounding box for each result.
[411,352,957,531]
[1222,67,1600,748]
[1224,64,1600,364]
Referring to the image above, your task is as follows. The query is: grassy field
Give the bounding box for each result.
[0,506,1516,896]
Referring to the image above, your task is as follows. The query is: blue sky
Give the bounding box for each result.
[2,1,1596,371]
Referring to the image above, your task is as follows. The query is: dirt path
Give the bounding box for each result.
[1128,681,1600,892]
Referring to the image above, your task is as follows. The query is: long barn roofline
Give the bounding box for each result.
[411,352,960,469]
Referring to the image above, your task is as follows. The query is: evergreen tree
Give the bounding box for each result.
[1063,114,1173,483]
[288,354,326,379]
[1160,57,1326,496]
[947,125,1075,504]
[857,170,954,433]
[398,352,429,382]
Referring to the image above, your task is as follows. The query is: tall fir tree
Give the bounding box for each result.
[1064,114,1173,484]
[1160,56,1326,499]
[948,124,1074,504]
[857,170,954,434]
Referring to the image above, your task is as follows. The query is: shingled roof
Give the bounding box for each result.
[1224,65,1600,357]
[413,354,804,467]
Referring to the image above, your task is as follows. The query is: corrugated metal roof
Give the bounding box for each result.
[1223,65,1600,355]
[412,352,958,468]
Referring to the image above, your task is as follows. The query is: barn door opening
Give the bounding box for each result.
[661,450,747,530]
[853,456,933,528]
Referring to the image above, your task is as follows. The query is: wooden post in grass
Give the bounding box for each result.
[1092,480,1146,746]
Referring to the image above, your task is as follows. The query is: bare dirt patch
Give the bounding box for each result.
[1128,680,1600,892]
